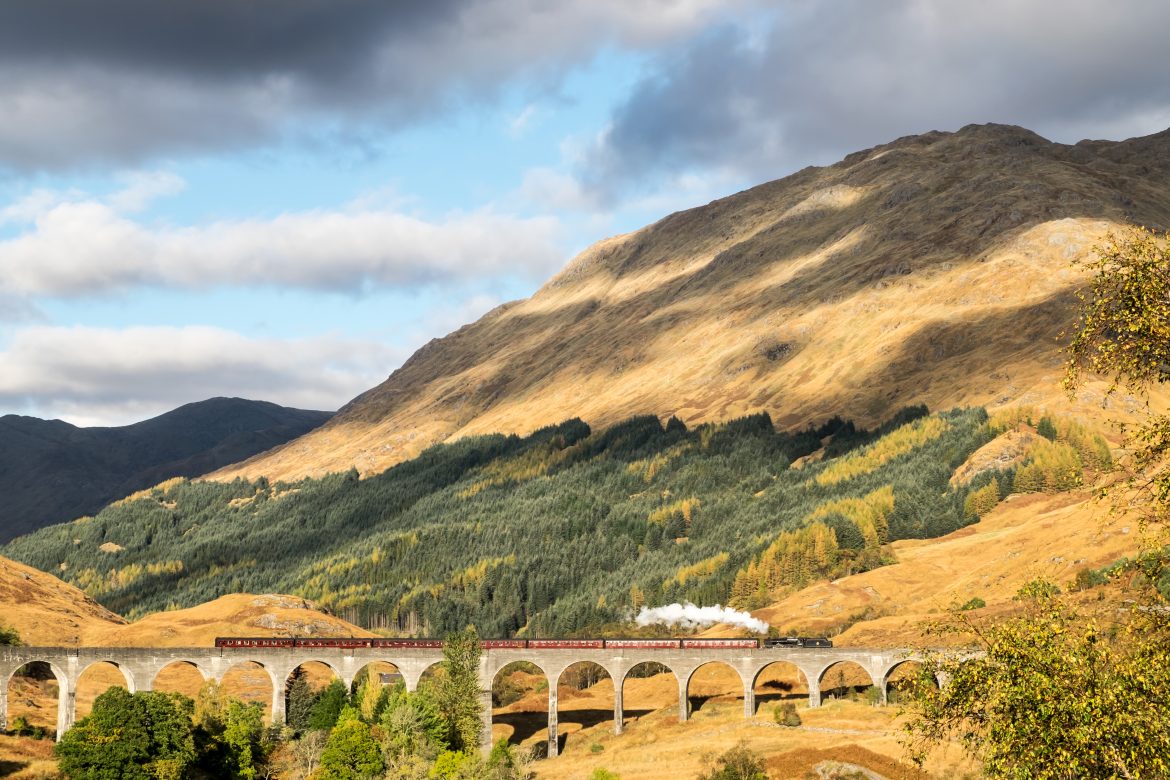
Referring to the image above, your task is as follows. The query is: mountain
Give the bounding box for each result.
[213,123,1170,483]
[0,398,332,543]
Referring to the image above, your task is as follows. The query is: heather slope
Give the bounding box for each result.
[214,123,1170,482]
[0,397,332,543]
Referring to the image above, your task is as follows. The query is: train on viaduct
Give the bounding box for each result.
[0,641,941,758]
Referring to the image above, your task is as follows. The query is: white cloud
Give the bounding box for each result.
[0,325,408,426]
[507,104,540,138]
[108,170,187,212]
[519,167,603,213]
[0,189,566,297]
[1,188,81,225]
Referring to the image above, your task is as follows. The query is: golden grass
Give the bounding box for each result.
[0,734,59,780]
[530,691,977,780]
[751,488,1140,645]
[0,559,376,648]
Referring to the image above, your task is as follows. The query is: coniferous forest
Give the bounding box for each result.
[3,406,1107,637]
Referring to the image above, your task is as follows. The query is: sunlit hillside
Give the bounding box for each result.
[0,552,368,647]
[213,123,1170,483]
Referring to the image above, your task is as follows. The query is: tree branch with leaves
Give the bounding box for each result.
[1064,226,1170,522]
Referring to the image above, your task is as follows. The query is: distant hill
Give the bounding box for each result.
[212,123,1170,482]
[0,398,332,543]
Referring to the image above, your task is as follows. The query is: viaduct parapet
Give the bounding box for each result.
[1,645,935,757]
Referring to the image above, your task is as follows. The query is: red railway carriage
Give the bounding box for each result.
[526,639,605,649]
[371,638,444,649]
[294,637,373,649]
[680,638,759,649]
[215,637,295,649]
[603,638,681,649]
[480,639,527,649]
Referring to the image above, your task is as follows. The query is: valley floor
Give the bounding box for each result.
[492,671,978,780]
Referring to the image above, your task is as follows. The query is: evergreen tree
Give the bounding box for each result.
[309,679,349,731]
[285,667,319,731]
[426,627,484,753]
[1036,416,1058,440]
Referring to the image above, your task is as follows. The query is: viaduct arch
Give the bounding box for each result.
[1,645,939,756]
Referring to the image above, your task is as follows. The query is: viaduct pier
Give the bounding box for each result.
[1,645,935,756]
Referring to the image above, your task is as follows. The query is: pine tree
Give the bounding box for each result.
[427,627,484,753]
[285,668,318,731]
[1036,416,1058,441]
[309,680,349,731]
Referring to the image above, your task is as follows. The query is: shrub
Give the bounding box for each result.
[1073,567,1108,591]
[590,741,605,753]
[958,596,985,611]
[589,769,621,780]
[774,702,801,727]
[697,742,767,780]
[0,623,20,646]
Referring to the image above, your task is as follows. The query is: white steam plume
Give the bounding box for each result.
[634,602,769,634]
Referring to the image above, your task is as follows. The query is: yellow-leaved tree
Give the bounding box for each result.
[1065,227,1170,522]
[904,228,1170,778]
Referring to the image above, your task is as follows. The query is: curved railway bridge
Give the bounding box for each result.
[0,645,940,756]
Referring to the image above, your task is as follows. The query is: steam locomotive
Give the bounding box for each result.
[213,636,832,650]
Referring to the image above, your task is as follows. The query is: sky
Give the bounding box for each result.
[2,0,1170,427]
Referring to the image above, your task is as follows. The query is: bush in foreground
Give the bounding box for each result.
[697,742,767,780]
[56,688,196,780]
[904,578,1170,778]
[774,702,801,727]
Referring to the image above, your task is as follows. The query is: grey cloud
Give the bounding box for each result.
[0,1,456,87]
[586,0,1170,197]
[0,0,745,170]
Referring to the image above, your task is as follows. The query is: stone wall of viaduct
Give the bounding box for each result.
[0,646,934,757]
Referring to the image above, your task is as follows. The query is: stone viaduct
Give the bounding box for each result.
[0,645,935,757]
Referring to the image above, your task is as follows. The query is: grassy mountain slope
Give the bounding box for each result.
[3,405,1112,639]
[0,552,368,647]
[752,489,1135,646]
[213,123,1170,483]
[0,397,332,543]
[0,554,125,646]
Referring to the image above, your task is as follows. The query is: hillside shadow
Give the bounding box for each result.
[492,708,652,744]
[688,695,726,714]
[754,679,806,709]
[849,288,1078,421]
[562,707,649,730]
[0,760,28,778]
